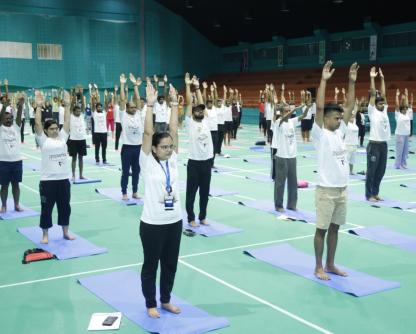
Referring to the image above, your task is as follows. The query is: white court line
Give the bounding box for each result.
[20,183,39,194]
[179,259,333,334]
[235,194,257,201]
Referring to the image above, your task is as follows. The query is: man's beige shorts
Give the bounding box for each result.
[315,186,347,230]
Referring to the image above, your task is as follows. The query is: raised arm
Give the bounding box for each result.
[119,74,127,110]
[316,60,335,128]
[379,68,386,102]
[369,67,378,107]
[15,94,24,127]
[202,82,208,104]
[185,73,192,117]
[404,88,409,108]
[0,99,7,125]
[129,73,141,106]
[342,63,359,124]
[34,90,45,136]
[142,79,157,155]
[62,91,71,134]
[280,84,286,104]
[168,84,179,154]
[192,76,204,105]
[395,89,401,111]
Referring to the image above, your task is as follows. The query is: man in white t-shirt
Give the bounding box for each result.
[0,97,24,214]
[366,67,390,202]
[312,61,358,281]
[184,74,213,227]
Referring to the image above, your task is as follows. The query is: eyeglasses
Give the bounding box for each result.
[159,145,175,150]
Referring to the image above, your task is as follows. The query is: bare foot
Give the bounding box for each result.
[79,176,86,179]
[200,219,210,226]
[374,195,383,201]
[368,196,378,202]
[188,220,199,228]
[40,236,49,244]
[0,206,7,213]
[14,205,24,212]
[161,303,181,314]
[276,207,285,212]
[325,265,348,277]
[132,193,141,199]
[63,234,76,241]
[314,267,330,281]
[122,194,129,201]
[287,207,297,211]
[147,307,160,318]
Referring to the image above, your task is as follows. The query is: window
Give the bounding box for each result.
[37,44,62,60]
[253,48,278,60]
[0,41,32,59]
[288,43,318,57]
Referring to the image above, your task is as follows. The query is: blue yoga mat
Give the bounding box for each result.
[17,225,107,260]
[349,225,416,252]
[238,200,316,223]
[95,188,144,206]
[348,191,416,210]
[249,146,268,153]
[78,270,230,334]
[209,188,239,197]
[72,177,102,185]
[182,218,242,237]
[400,183,416,190]
[245,175,273,183]
[244,243,400,297]
[243,158,271,166]
[0,199,40,220]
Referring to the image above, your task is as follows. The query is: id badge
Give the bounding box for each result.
[164,195,174,211]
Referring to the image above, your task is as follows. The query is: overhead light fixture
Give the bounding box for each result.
[185,0,193,9]
[280,2,290,13]
[333,0,344,4]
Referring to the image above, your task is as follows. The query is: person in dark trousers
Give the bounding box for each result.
[356,101,366,147]
[366,67,390,202]
[139,78,181,319]
[213,82,225,156]
[34,90,74,244]
[202,82,218,167]
[91,86,108,164]
[184,73,214,227]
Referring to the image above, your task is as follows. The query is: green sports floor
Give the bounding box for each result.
[1,124,416,334]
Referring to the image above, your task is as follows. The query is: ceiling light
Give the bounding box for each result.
[333,0,344,4]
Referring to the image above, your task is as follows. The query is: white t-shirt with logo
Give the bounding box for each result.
[139,151,182,225]
[368,104,390,141]
[154,102,168,123]
[206,107,218,131]
[120,109,143,145]
[186,116,213,160]
[215,106,225,125]
[312,122,348,187]
[395,110,411,136]
[0,124,21,161]
[37,130,70,181]
[69,114,86,140]
[276,117,300,158]
[93,111,107,133]
[344,121,359,146]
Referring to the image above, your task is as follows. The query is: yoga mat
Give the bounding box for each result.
[78,270,230,334]
[209,188,239,197]
[0,199,40,220]
[72,177,101,185]
[182,219,242,237]
[238,200,316,223]
[348,191,416,210]
[249,146,268,153]
[400,183,416,190]
[17,225,107,260]
[349,173,366,181]
[95,188,144,206]
[86,159,116,167]
[243,158,271,166]
[244,243,400,297]
[349,225,416,252]
[388,165,416,173]
[212,166,237,174]
[245,175,273,183]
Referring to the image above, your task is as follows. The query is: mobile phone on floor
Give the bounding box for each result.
[102,316,118,326]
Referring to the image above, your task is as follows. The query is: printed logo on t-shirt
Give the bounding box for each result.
[1,132,17,149]
[49,153,67,166]
[333,149,347,166]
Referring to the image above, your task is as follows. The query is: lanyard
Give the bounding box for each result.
[159,161,172,194]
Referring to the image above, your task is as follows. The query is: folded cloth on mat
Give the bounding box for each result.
[95,188,144,206]
[182,219,242,237]
[238,200,316,223]
[244,243,400,297]
[17,225,107,260]
[78,270,230,334]
[243,158,271,166]
[71,177,101,185]
[0,199,40,220]
[348,191,416,210]
[349,225,416,252]
[249,146,268,153]
[245,175,273,183]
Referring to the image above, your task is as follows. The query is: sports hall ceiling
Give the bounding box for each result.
[155,0,415,47]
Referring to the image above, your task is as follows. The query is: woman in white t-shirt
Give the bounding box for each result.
[34,90,74,244]
[68,102,87,180]
[0,96,24,214]
[394,89,412,169]
[139,79,182,319]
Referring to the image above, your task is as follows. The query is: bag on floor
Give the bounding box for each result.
[22,248,56,264]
